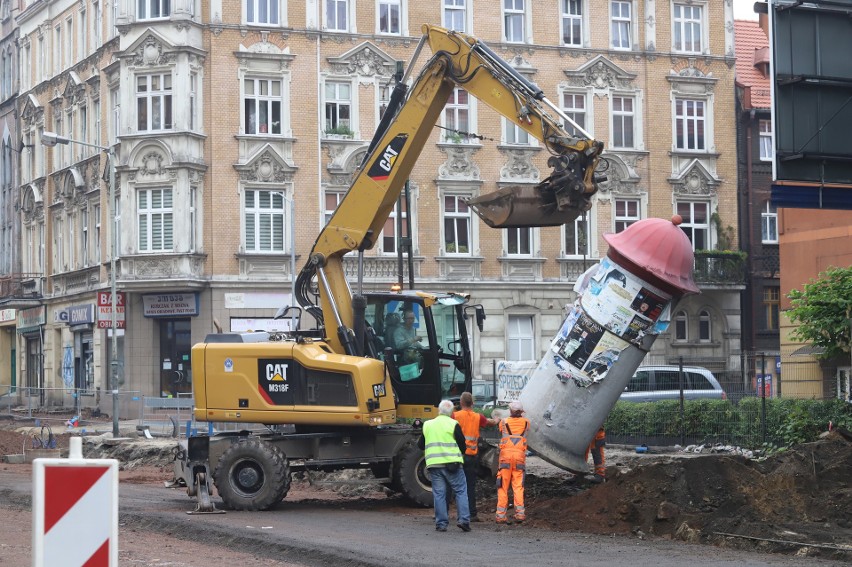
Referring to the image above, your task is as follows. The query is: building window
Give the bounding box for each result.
[326,0,349,31]
[244,78,282,135]
[378,0,401,34]
[675,98,705,151]
[761,201,778,244]
[611,95,634,148]
[444,87,469,142]
[324,81,351,133]
[503,0,525,43]
[324,190,344,225]
[698,309,711,342]
[673,3,702,53]
[759,119,772,161]
[443,0,466,32]
[79,8,87,59]
[138,0,170,20]
[137,188,173,252]
[93,204,101,264]
[674,311,688,341]
[54,24,62,74]
[189,187,198,253]
[443,195,471,255]
[611,1,631,50]
[763,287,779,331]
[564,213,589,257]
[244,189,285,253]
[614,198,640,233]
[247,0,280,25]
[562,0,583,46]
[504,121,530,145]
[136,73,173,131]
[54,215,64,271]
[507,227,532,256]
[82,207,89,267]
[189,73,197,131]
[561,92,586,137]
[94,1,102,47]
[676,201,709,250]
[507,315,534,361]
[382,199,408,254]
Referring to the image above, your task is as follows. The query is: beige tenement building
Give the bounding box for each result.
[1,0,741,412]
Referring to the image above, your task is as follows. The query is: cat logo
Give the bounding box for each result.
[367,134,409,181]
[265,363,289,382]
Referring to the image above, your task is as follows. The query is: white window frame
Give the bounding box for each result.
[759,119,772,161]
[81,207,89,268]
[614,198,640,233]
[54,24,62,75]
[674,97,706,152]
[561,90,589,137]
[610,0,632,50]
[380,199,408,255]
[507,314,535,361]
[93,204,101,264]
[246,0,282,27]
[78,8,87,60]
[502,0,530,44]
[503,119,531,146]
[137,0,171,21]
[505,226,534,257]
[563,210,592,257]
[698,309,712,342]
[377,0,405,35]
[137,188,174,253]
[243,188,287,253]
[611,94,635,149]
[442,192,474,256]
[110,87,120,145]
[323,189,345,226]
[64,17,72,69]
[674,310,688,341]
[443,0,469,33]
[244,76,284,135]
[673,2,705,54]
[761,201,778,244]
[136,73,173,132]
[323,79,354,135]
[443,87,473,143]
[676,200,710,250]
[561,0,584,47]
[54,215,64,272]
[325,0,355,32]
[94,1,102,48]
[189,186,198,253]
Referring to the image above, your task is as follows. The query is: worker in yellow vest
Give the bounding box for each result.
[452,392,498,522]
[495,401,530,524]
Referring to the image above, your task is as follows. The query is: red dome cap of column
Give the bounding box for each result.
[603,216,700,295]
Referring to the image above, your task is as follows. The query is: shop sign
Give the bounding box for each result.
[17,306,45,333]
[67,304,95,325]
[0,308,16,323]
[97,292,126,329]
[142,293,199,317]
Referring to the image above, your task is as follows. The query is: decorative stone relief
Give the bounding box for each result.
[670,160,719,197]
[139,152,166,178]
[62,72,86,106]
[499,148,540,182]
[20,94,44,125]
[130,35,177,67]
[236,147,297,183]
[328,42,397,77]
[564,56,637,91]
[438,145,481,181]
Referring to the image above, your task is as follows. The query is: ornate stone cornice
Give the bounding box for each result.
[327,42,397,77]
[438,144,481,181]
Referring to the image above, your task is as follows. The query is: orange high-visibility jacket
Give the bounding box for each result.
[498,416,529,464]
[454,409,483,456]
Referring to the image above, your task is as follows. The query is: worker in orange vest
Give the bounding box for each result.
[452,392,498,522]
[495,401,530,524]
[585,426,606,483]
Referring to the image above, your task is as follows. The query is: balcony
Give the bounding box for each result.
[0,273,44,307]
[693,251,747,287]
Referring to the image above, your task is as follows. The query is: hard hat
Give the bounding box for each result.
[509,401,524,413]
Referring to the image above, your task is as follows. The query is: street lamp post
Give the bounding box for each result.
[41,131,121,437]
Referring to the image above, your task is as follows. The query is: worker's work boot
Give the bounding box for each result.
[590,474,605,484]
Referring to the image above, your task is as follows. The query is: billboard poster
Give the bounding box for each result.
[495,360,537,404]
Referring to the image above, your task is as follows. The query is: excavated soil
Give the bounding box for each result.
[2,415,851,561]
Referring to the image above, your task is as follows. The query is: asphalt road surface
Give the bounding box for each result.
[0,466,845,567]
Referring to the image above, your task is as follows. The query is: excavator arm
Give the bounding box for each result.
[297,24,605,355]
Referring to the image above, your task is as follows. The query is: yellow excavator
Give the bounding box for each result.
[174,24,604,512]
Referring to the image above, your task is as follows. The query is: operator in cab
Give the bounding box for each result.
[393,309,423,350]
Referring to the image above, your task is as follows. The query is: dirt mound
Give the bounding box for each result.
[511,432,851,561]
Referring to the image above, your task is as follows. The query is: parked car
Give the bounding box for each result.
[620,365,727,402]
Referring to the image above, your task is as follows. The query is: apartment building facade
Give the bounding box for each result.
[2,0,742,411]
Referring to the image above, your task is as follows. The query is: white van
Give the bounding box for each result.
[620,366,727,402]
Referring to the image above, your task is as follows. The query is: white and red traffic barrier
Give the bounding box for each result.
[32,437,119,567]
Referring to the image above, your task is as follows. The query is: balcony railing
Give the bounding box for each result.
[693,251,747,286]
[0,273,44,300]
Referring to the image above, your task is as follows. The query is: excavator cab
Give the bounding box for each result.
[363,292,474,415]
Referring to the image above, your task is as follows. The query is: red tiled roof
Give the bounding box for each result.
[735,20,771,109]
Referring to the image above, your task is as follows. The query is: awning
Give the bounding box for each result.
[790,344,825,357]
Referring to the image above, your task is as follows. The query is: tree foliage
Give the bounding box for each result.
[787,266,852,360]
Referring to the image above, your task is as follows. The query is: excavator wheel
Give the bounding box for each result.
[392,442,432,507]
[212,438,291,511]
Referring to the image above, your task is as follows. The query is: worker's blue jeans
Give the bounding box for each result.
[430,465,470,529]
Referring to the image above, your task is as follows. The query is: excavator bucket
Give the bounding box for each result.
[466,184,591,229]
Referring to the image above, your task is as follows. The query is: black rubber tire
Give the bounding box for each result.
[393,442,432,507]
[213,439,291,511]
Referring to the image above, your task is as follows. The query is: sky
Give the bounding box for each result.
[734,0,760,21]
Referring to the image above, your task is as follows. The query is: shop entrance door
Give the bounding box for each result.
[159,319,192,397]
